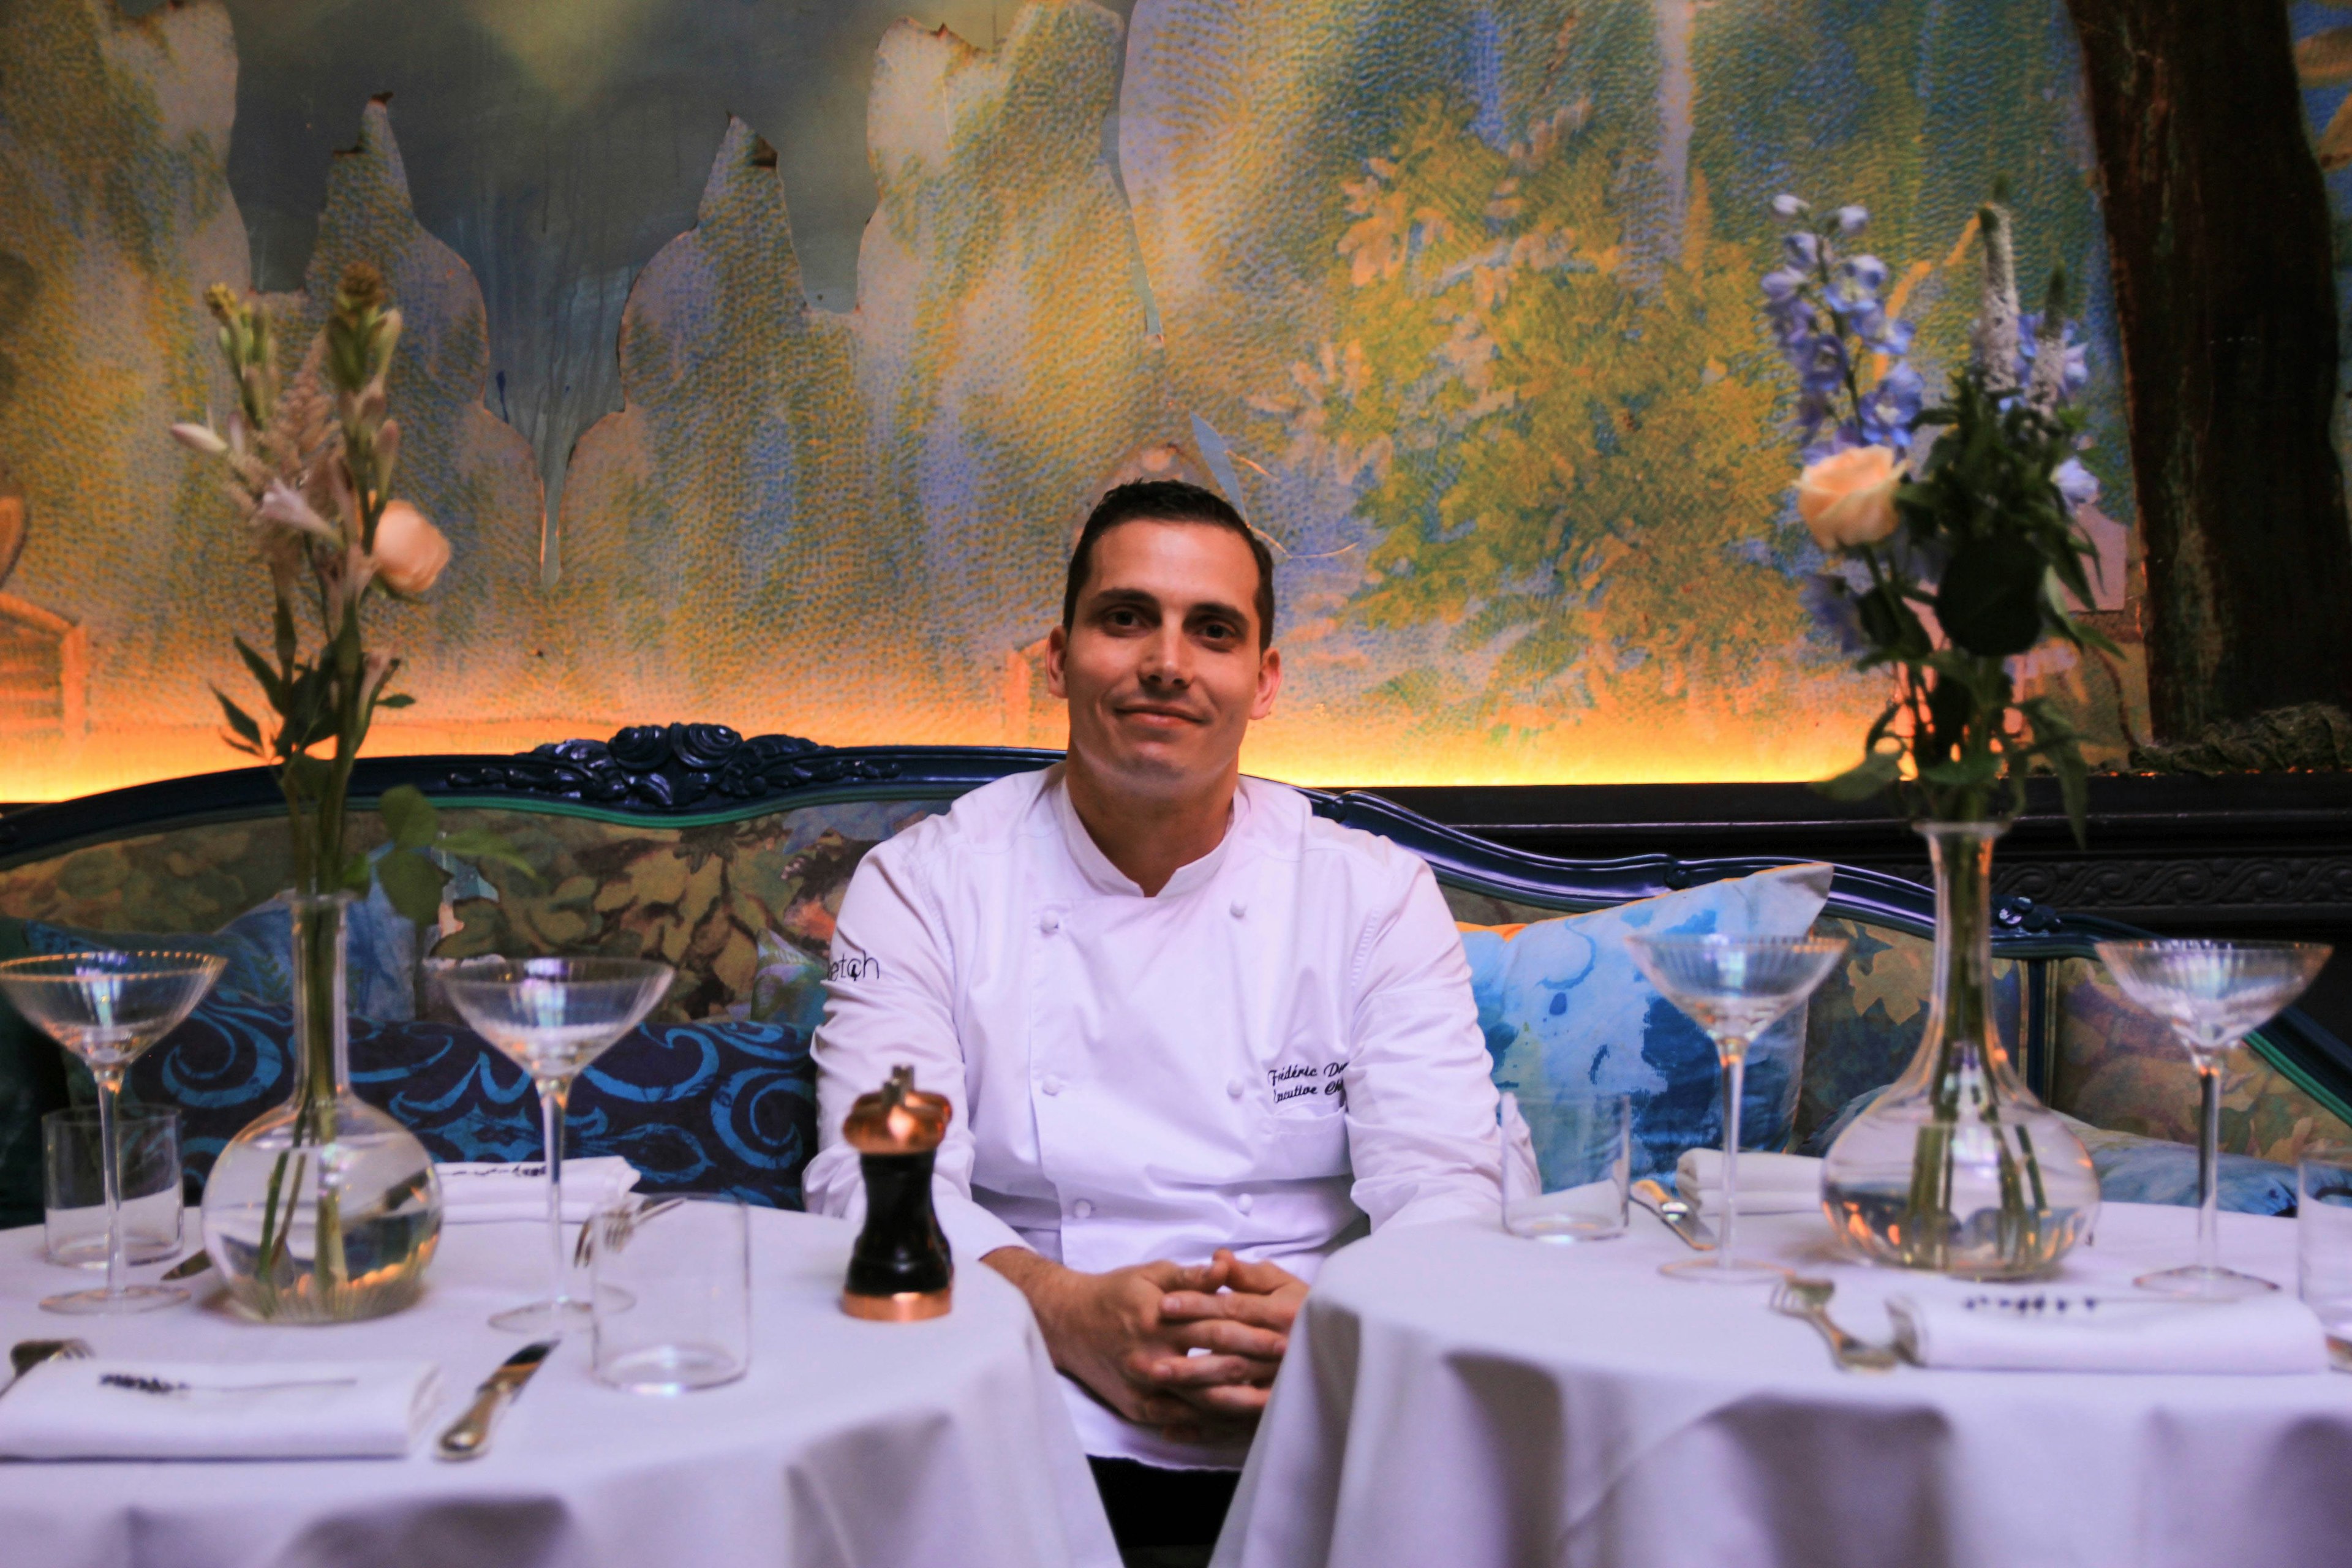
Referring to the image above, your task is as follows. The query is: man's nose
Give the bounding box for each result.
[1138,624,1191,686]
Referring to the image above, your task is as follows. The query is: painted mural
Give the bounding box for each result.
[0,0,2166,797]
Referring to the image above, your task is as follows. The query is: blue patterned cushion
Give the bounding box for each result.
[126,1012,816,1208]
[1461,864,1834,1178]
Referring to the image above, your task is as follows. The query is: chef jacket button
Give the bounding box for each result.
[1226,1078,1245,1099]
[1041,911,1061,935]
[1073,1199,1094,1219]
[1229,900,1246,919]
[1041,1075,1065,1096]
[1237,1193,1255,1214]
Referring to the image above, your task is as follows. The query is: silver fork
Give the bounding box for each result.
[6,1338,94,1388]
[573,1196,686,1268]
[1770,1276,1899,1373]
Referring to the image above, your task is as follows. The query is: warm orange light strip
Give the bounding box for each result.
[0,701,1872,803]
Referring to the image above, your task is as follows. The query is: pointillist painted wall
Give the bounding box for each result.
[0,0,2151,797]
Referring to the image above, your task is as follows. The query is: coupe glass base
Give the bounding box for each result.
[1660,1256,1787,1285]
[2135,1263,2280,1300]
[41,1282,189,1315]
[491,1286,631,1335]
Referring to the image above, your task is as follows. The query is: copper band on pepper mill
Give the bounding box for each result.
[840,1065,955,1321]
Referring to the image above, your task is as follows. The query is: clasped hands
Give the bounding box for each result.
[985,1246,1306,1442]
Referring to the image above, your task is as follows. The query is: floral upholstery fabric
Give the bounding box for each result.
[2051,956,2352,1163]
[1458,864,1833,1178]
[422,799,950,1024]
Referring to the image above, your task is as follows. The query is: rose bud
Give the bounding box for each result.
[371,499,451,595]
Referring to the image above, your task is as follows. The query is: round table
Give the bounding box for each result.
[1213,1202,2352,1568]
[0,1209,1118,1568]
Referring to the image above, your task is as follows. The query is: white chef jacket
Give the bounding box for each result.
[805,763,1502,1468]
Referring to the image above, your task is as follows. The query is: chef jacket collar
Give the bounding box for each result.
[1046,763,1248,900]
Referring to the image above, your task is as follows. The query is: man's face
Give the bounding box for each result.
[1047,519,1281,797]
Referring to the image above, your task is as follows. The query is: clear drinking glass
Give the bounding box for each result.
[589,1194,750,1392]
[44,1105,181,1267]
[0,951,223,1313]
[433,956,674,1333]
[1504,1094,1631,1242]
[1621,933,1848,1284]
[2299,1145,2352,1355]
[2096,940,2331,1300]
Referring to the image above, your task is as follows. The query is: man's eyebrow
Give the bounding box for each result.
[1082,586,1161,614]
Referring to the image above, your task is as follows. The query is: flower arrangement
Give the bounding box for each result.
[171,263,495,908]
[1776,193,2112,1278]
[171,264,518,1318]
[1765,192,2113,837]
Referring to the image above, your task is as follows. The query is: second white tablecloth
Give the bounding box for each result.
[1215,1202,2352,1568]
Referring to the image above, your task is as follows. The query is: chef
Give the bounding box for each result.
[806,478,1502,1556]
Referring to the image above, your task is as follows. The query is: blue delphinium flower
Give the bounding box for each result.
[1763,195,1918,462]
[2053,457,2100,510]
[1798,571,1872,657]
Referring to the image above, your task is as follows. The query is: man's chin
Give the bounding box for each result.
[1073,731,1235,796]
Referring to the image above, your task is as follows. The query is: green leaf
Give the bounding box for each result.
[232,637,287,709]
[1918,752,2001,790]
[1812,749,1902,802]
[374,845,448,926]
[214,688,263,748]
[1936,535,2046,658]
[273,595,298,674]
[375,693,416,709]
[378,783,439,851]
[432,824,538,880]
[339,853,372,894]
[2019,698,2092,848]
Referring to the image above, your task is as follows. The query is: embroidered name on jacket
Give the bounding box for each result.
[1270,1061,1346,1107]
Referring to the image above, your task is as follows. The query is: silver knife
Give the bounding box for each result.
[435,1342,556,1461]
[1632,1178,1717,1250]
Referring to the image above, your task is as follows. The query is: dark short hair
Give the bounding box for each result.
[1061,480,1276,648]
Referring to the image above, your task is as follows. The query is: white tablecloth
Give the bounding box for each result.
[1215,1202,2352,1568]
[0,1210,1117,1568]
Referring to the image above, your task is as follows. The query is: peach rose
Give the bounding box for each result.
[1795,445,1904,550]
[371,500,450,595]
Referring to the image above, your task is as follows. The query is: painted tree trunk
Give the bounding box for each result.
[2064,0,2352,741]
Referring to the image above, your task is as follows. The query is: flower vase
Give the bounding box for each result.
[1819,822,2099,1278]
[200,892,442,1321]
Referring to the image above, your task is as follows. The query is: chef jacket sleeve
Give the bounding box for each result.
[804,839,1033,1262]
[1342,856,1505,1231]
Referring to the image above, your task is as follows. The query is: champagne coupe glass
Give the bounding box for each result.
[0,951,224,1314]
[434,956,674,1333]
[1621,933,1849,1284]
[2095,940,2331,1300]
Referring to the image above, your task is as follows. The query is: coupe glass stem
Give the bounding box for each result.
[95,1066,126,1300]
[1717,1041,1747,1271]
[541,1074,570,1308]
[2195,1054,2223,1277]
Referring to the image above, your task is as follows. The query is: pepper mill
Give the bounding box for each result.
[840,1064,954,1321]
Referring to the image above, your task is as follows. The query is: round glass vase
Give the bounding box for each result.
[199,891,443,1321]
[1820,822,2099,1278]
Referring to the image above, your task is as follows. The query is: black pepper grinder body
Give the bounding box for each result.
[841,1064,954,1321]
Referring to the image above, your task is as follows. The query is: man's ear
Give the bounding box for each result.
[1044,624,1069,699]
[1250,646,1282,722]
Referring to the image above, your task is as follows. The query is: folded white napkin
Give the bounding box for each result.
[1676,1149,1822,1216]
[439,1157,641,1223]
[0,1359,442,1459]
[1887,1289,2329,1374]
